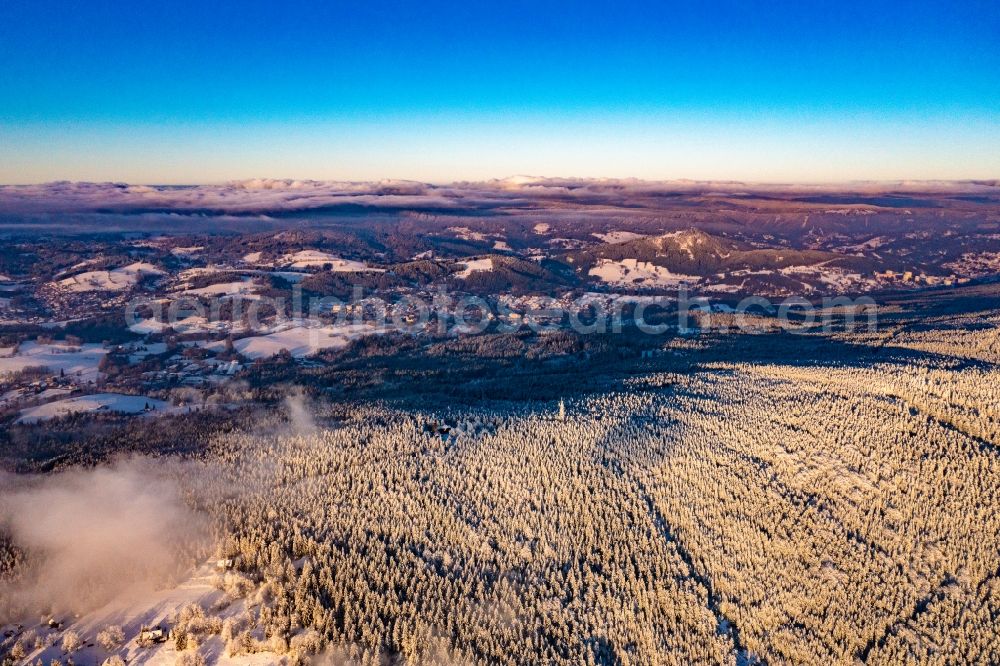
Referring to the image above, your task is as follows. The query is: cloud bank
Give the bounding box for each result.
[0,178,997,217]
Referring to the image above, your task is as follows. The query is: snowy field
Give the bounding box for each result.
[128,315,230,335]
[16,393,170,424]
[55,262,165,292]
[592,231,647,244]
[280,250,383,271]
[0,341,107,381]
[177,279,258,297]
[226,323,382,359]
[177,267,234,280]
[588,258,700,288]
[447,226,489,241]
[0,386,73,410]
[455,257,493,278]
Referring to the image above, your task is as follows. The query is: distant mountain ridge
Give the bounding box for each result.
[567,229,876,277]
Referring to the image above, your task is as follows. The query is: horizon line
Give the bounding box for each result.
[3,176,999,189]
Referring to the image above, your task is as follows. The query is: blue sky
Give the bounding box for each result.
[1,0,998,183]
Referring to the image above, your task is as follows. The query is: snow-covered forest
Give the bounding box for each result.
[5,352,997,664]
[2,303,1000,665]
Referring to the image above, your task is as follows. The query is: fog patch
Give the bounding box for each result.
[284,390,317,436]
[0,458,211,622]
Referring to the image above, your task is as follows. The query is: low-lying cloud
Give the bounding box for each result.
[0,458,212,622]
[1,177,997,217]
